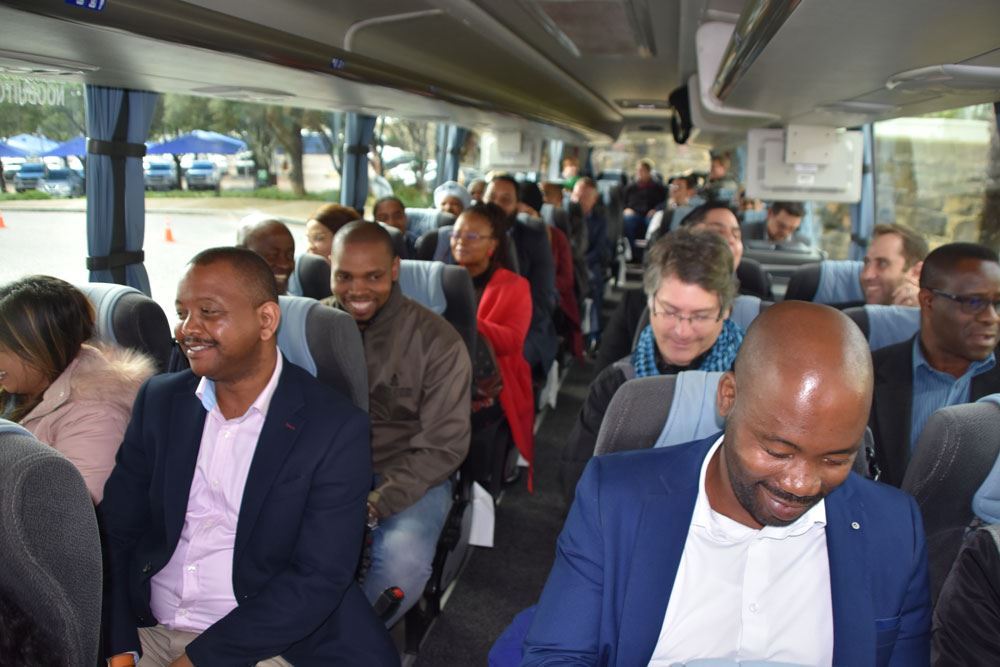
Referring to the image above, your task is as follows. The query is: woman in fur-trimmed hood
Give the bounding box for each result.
[0,276,155,502]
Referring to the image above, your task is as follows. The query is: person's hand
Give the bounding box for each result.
[168,654,194,667]
[623,207,637,216]
[517,202,540,218]
[892,276,920,307]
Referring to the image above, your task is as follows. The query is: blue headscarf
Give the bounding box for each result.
[631,319,744,378]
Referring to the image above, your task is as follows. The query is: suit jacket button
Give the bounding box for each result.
[141,562,152,573]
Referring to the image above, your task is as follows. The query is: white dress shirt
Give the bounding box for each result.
[649,436,834,666]
[150,354,283,632]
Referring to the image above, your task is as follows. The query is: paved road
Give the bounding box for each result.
[0,210,308,321]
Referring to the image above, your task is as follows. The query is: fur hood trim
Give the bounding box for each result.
[67,343,156,410]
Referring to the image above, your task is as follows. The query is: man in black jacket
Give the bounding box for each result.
[870,242,1000,486]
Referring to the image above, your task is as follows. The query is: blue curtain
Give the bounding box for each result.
[443,125,469,184]
[849,124,875,261]
[434,124,449,188]
[84,86,159,294]
[581,147,594,177]
[547,140,564,181]
[340,113,377,212]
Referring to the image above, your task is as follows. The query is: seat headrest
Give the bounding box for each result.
[972,396,1000,523]
[815,260,864,305]
[294,253,333,300]
[406,207,455,238]
[654,371,725,449]
[75,282,173,372]
[862,305,920,351]
[277,295,319,377]
[595,375,676,456]
[729,295,768,331]
[399,260,447,315]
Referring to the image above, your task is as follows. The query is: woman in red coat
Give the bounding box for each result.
[451,203,535,480]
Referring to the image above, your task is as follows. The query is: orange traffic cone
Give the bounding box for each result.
[164,218,175,243]
[0,210,6,229]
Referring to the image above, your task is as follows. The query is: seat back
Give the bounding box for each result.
[277,295,368,411]
[843,305,920,351]
[406,207,456,238]
[0,420,102,667]
[374,222,408,258]
[901,400,1000,603]
[398,260,477,356]
[785,260,864,306]
[292,253,333,300]
[76,282,173,372]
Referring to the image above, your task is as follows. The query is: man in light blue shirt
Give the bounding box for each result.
[870,242,1000,486]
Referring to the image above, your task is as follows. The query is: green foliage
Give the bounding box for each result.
[0,80,86,141]
[143,187,338,202]
[0,190,52,201]
[387,179,433,208]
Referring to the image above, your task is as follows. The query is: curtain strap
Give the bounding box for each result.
[346,144,369,155]
[87,250,145,271]
[87,138,146,158]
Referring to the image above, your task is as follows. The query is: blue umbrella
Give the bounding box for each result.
[0,141,27,158]
[5,133,58,156]
[42,135,87,158]
[147,129,246,155]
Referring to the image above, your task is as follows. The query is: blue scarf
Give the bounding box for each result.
[631,318,744,378]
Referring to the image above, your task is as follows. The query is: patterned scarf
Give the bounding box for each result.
[631,318,745,378]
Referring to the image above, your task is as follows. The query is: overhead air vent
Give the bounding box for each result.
[190,86,293,102]
[521,0,656,57]
[616,99,670,110]
[0,50,98,76]
[886,64,1000,92]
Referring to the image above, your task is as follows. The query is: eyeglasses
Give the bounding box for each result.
[931,289,1000,315]
[649,299,722,329]
[453,232,492,243]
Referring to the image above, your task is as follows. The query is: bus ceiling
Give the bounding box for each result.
[2,0,1000,146]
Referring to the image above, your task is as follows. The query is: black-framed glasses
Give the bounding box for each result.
[649,298,723,329]
[930,289,1000,315]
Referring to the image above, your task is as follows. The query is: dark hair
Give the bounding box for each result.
[333,220,397,260]
[674,175,697,191]
[488,173,520,199]
[770,201,805,218]
[310,203,362,236]
[189,247,279,306]
[0,276,95,422]
[460,203,512,271]
[919,242,1000,289]
[373,196,404,218]
[643,228,737,314]
[870,224,929,270]
[519,181,544,213]
[680,202,739,228]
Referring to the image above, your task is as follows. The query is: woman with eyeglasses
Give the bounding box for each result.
[0,276,155,503]
[452,203,536,488]
[558,228,746,504]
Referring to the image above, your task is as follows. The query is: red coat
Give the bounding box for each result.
[478,267,535,470]
[547,225,583,360]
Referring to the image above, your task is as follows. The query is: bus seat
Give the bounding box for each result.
[0,419,102,667]
[415,225,521,275]
[76,282,173,373]
[399,260,477,357]
[741,209,768,226]
[276,295,368,411]
[843,305,920,351]
[736,258,774,301]
[399,259,447,314]
[629,295,771,352]
[373,222,408,259]
[784,260,864,306]
[901,399,1000,604]
[292,253,333,300]
[406,207,456,238]
[594,373,872,477]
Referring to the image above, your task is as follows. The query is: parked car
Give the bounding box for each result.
[144,162,178,191]
[38,168,85,197]
[185,160,221,191]
[13,162,47,192]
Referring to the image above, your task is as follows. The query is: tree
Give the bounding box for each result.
[382,118,437,193]
[981,103,1000,252]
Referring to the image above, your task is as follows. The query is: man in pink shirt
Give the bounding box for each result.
[101,248,398,666]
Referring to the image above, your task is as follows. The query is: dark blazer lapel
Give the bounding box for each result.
[873,341,914,485]
[234,364,305,561]
[826,477,874,666]
[616,457,700,666]
[164,383,207,544]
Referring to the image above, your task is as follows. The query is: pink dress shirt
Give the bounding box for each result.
[149,354,283,632]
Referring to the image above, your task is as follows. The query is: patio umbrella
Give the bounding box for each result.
[5,133,58,156]
[146,130,246,155]
[0,141,27,158]
[42,136,87,158]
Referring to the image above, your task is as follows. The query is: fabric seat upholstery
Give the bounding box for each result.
[76,282,173,372]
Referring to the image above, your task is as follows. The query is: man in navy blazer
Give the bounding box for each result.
[523,302,930,666]
[101,248,398,666]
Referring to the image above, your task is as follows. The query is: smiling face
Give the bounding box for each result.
[305,219,334,263]
[861,232,914,305]
[174,261,277,382]
[374,199,407,233]
[714,364,867,528]
[649,275,726,367]
[243,223,295,294]
[439,195,465,218]
[331,239,399,324]
[693,208,743,267]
